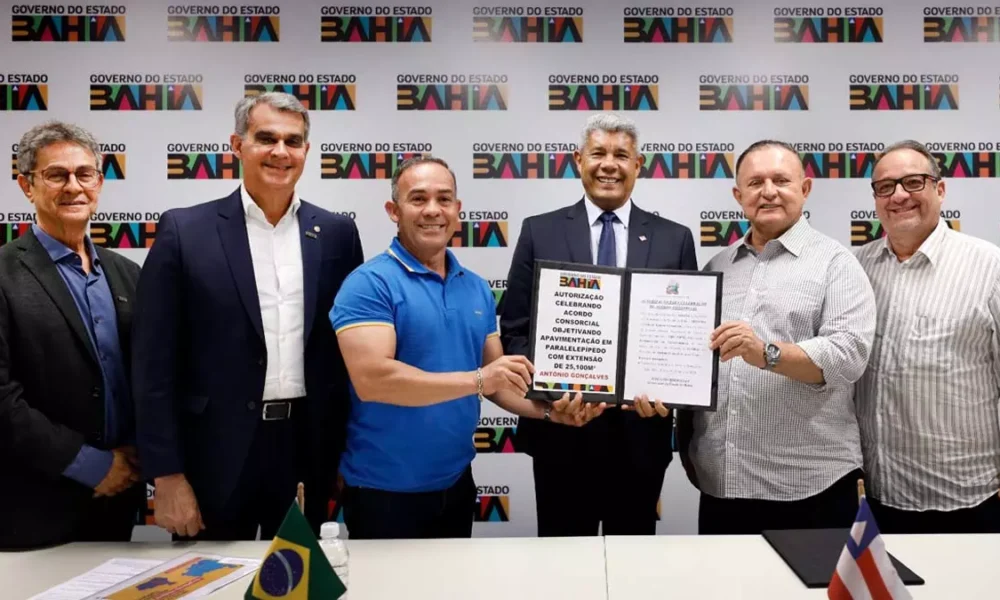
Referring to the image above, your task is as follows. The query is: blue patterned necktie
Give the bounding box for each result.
[597,211,617,267]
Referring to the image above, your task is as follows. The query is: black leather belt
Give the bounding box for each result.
[262,400,293,421]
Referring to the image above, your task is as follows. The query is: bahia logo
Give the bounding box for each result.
[0,73,48,110]
[320,142,430,179]
[0,221,34,248]
[451,211,508,248]
[773,6,883,42]
[475,485,511,522]
[927,142,1000,177]
[245,73,356,110]
[12,4,126,41]
[639,142,734,178]
[700,210,810,246]
[699,74,809,110]
[850,210,961,245]
[623,6,734,43]
[924,6,1000,42]
[793,142,885,178]
[488,279,507,314]
[12,143,126,180]
[325,498,347,523]
[90,215,161,249]
[166,142,241,179]
[320,5,431,42]
[474,415,518,452]
[167,4,279,41]
[848,73,959,110]
[90,73,203,111]
[397,73,508,110]
[473,6,583,42]
[548,73,658,110]
[472,142,579,179]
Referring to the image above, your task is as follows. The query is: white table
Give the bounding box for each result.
[604,534,1000,599]
[3,537,608,599]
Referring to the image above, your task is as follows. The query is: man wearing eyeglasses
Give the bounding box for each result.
[133,92,363,540]
[855,140,1000,534]
[0,121,142,549]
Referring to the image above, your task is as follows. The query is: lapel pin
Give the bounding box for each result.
[314,225,321,232]
[639,235,647,242]
[116,295,128,303]
[305,231,318,239]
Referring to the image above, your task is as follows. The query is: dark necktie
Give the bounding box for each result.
[597,211,617,267]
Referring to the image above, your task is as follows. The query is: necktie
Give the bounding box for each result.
[597,211,617,267]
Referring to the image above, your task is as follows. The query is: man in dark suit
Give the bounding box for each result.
[133,92,362,540]
[500,113,698,536]
[0,122,142,549]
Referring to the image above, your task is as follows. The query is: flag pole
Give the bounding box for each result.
[297,482,305,514]
[856,478,866,507]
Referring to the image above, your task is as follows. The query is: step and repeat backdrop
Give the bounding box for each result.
[1,0,999,539]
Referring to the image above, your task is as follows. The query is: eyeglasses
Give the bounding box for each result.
[25,166,102,189]
[871,174,939,198]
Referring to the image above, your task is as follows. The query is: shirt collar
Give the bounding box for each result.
[240,183,300,225]
[583,195,631,229]
[880,218,948,266]
[386,236,464,280]
[32,224,100,268]
[732,215,811,262]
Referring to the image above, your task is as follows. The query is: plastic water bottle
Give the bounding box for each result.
[319,522,349,598]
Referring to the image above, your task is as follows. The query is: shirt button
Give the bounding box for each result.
[727,442,735,449]
[730,409,737,416]
[247,401,256,411]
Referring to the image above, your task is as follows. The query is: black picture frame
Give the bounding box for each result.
[526,259,722,411]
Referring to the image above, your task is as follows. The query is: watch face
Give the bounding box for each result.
[766,344,780,361]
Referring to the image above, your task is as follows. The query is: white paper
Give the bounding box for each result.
[623,272,719,407]
[27,558,164,600]
[532,267,622,396]
[84,552,260,600]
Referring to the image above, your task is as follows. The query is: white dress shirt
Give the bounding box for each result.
[583,196,631,268]
[241,184,306,400]
[691,217,876,500]
[855,220,1000,511]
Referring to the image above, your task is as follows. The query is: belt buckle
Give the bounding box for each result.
[262,401,291,421]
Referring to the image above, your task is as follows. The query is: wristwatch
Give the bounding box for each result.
[543,405,552,421]
[763,343,781,370]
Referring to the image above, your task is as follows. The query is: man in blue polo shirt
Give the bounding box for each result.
[331,156,603,539]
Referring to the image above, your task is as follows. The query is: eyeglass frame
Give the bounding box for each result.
[870,173,940,198]
[22,165,104,189]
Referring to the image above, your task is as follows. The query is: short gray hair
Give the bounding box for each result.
[234,92,310,140]
[735,139,803,178]
[580,113,639,152]
[391,155,458,202]
[873,139,941,179]
[17,121,101,175]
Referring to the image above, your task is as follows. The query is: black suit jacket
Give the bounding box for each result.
[0,228,141,549]
[132,189,363,529]
[499,199,698,471]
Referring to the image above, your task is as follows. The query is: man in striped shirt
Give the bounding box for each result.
[855,140,1000,534]
[680,140,877,535]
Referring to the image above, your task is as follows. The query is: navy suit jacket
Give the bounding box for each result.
[499,199,697,471]
[132,189,363,528]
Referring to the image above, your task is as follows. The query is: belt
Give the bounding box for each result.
[262,400,294,421]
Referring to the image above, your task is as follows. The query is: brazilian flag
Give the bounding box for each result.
[246,501,346,599]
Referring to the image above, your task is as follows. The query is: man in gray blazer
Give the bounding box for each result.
[0,121,142,549]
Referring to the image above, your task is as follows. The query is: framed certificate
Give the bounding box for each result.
[526,260,721,411]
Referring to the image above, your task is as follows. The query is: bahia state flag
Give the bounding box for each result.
[246,501,346,599]
[828,496,912,600]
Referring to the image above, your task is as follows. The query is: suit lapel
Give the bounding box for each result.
[16,229,98,365]
[216,190,265,343]
[626,204,653,269]
[97,248,131,345]
[298,202,321,341]
[565,199,593,264]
